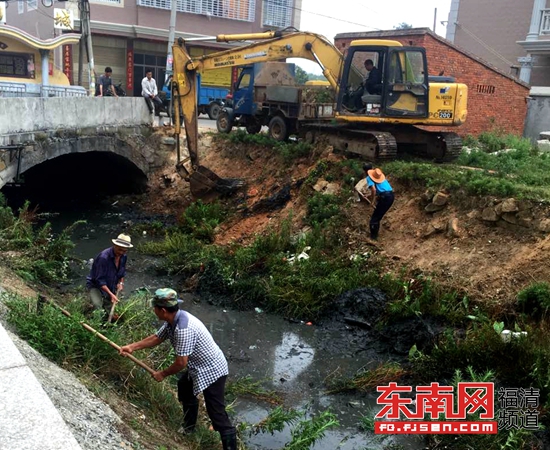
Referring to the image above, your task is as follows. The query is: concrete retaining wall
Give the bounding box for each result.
[0,97,151,137]
[0,322,82,450]
[524,87,550,142]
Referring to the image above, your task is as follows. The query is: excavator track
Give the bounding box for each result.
[437,132,463,162]
[389,126,464,162]
[302,125,398,161]
[369,131,398,160]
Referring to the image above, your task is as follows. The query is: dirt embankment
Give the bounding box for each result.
[143,128,550,307]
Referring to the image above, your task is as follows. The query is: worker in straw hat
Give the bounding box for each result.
[86,233,133,319]
[363,164,395,240]
[120,288,237,450]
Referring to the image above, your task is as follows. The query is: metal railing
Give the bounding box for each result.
[540,9,550,34]
[42,85,87,97]
[0,82,87,98]
[0,82,26,97]
[137,0,255,22]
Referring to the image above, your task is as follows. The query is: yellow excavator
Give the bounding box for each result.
[171,30,468,197]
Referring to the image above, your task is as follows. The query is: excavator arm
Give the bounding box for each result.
[171,31,348,197]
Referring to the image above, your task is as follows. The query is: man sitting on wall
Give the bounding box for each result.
[95,67,118,97]
[141,69,164,116]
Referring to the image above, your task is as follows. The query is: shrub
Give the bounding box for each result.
[278,141,312,163]
[306,193,341,225]
[478,131,504,152]
[462,134,479,148]
[517,282,550,319]
[387,149,550,201]
[5,294,115,366]
[0,197,83,283]
[181,200,226,242]
[221,130,313,163]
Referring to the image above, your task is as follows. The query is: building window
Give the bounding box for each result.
[18,0,24,14]
[90,0,123,4]
[262,0,292,28]
[138,0,169,9]
[27,0,37,11]
[137,0,254,22]
[0,52,35,78]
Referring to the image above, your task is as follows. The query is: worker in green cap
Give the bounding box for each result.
[119,288,237,450]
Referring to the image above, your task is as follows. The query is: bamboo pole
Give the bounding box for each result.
[39,295,155,375]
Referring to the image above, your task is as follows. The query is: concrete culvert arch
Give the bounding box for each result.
[1,145,148,209]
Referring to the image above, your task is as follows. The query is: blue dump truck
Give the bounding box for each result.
[216,62,334,140]
[162,74,229,120]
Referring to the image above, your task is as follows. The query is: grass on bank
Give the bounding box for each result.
[220,129,550,202]
[4,289,342,449]
[384,132,550,201]
[0,194,83,284]
[221,129,314,163]
[4,291,190,437]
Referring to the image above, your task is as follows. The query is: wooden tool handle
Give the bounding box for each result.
[40,295,156,375]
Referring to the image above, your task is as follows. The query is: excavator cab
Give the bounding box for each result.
[338,41,429,118]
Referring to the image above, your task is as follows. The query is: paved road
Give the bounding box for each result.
[198,115,217,129]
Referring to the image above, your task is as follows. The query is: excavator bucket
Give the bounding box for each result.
[178,162,245,198]
[190,166,245,197]
[172,39,250,198]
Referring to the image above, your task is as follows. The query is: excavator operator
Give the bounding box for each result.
[363,59,382,95]
[351,59,382,110]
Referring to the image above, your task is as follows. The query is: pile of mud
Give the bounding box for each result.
[321,287,444,356]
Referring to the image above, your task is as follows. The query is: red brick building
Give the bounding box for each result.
[334,28,530,137]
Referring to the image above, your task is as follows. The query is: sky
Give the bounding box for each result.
[289,0,452,74]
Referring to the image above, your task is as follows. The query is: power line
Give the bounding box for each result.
[264,0,381,31]
[455,22,514,67]
[347,0,381,16]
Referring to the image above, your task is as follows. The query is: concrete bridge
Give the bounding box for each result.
[0,97,173,189]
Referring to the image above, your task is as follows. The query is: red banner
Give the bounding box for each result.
[231,67,238,93]
[62,44,72,84]
[126,40,134,94]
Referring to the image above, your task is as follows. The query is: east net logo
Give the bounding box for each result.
[374,382,540,434]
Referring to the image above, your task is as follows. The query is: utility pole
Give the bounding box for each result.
[78,3,84,86]
[79,0,95,95]
[433,7,437,33]
[165,0,177,81]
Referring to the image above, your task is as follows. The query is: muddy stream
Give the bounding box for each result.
[45,202,422,450]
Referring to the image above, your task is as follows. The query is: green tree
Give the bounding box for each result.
[307,74,328,81]
[394,22,413,29]
[295,66,309,84]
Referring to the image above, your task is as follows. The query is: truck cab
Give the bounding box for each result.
[218,62,301,137]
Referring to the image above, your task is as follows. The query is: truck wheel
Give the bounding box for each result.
[246,123,262,134]
[268,116,289,141]
[208,102,221,120]
[217,111,233,133]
